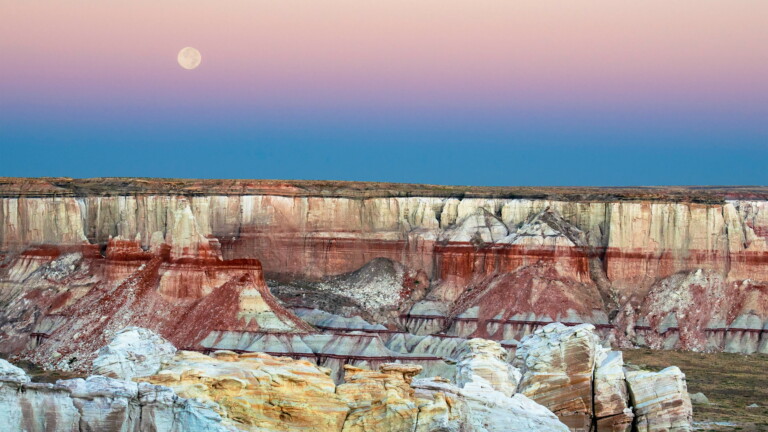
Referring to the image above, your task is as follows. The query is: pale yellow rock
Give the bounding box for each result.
[140,350,349,431]
[455,338,521,397]
[140,352,466,432]
[336,363,423,432]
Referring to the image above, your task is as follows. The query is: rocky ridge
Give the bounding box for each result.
[2,325,693,432]
[2,179,766,358]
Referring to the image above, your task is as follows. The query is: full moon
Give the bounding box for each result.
[177,47,201,70]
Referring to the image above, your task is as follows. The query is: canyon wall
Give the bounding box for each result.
[1,178,767,358]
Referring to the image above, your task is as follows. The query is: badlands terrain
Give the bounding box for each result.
[1,177,767,431]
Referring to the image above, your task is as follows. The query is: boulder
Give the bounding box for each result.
[455,338,521,397]
[413,377,570,432]
[689,392,709,405]
[625,366,693,432]
[593,349,633,431]
[515,323,600,431]
[92,326,177,380]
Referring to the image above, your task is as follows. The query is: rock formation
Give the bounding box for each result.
[138,336,572,432]
[625,367,693,432]
[515,323,601,430]
[2,322,696,432]
[3,179,765,358]
[142,350,350,431]
[454,338,520,396]
[337,363,447,432]
[593,349,633,432]
[0,358,233,432]
[514,322,692,432]
[412,377,570,432]
[0,230,312,371]
[92,326,177,380]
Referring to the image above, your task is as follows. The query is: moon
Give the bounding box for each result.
[177,47,201,70]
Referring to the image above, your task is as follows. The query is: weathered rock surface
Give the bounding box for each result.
[514,322,692,432]
[140,349,568,432]
[515,323,600,430]
[141,350,350,431]
[337,363,448,432]
[272,258,428,329]
[0,358,232,432]
[92,326,177,380]
[625,367,693,432]
[2,180,768,357]
[413,375,570,432]
[594,349,633,432]
[455,338,520,396]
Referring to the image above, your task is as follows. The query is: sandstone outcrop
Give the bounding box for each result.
[140,348,568,432]
[141,350,350,431]
[454,338,520,396]
[92,326,177,380]
[594,349,633,432]
[337,363,450,432]
[625,367,693,432]
[515,323,600,430]
[412,376,570,432]
[2,179,768,357]
[0,358,232,432]
[514,322,692,432]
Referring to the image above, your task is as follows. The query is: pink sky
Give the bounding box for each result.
[1,1,766,183]
[0,0,764,141]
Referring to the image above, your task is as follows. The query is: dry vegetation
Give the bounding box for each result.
[624,349,768,432]
[2,177,767,202]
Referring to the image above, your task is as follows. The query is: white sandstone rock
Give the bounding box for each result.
[0,358,30,384]
[515,322,600,431]
[455,338,521,397]
[625,366,693,432]
[92,326,177,380]
[413,377,569,432]
[0,361,231,432]
[594,348,633,431]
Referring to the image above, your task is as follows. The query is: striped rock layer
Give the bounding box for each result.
[1,179,767,365]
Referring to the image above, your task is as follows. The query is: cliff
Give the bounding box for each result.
[1,178,767,360]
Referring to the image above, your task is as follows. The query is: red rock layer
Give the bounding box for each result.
[434,243,592,302]
[443,262,605,339]
[223,231,436,281]
[1,180,767,355]
[0,241,311,370]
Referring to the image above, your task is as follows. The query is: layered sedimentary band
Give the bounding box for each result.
[1,178,767,362]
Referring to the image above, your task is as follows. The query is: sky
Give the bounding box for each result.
[1,1,766,186]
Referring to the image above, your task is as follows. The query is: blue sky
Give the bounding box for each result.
[1,113,765,186]
[1,1,766,186]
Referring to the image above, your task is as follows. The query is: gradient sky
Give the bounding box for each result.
[1,1,766,185]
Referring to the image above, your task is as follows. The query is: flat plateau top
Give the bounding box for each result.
[0,178,766,203]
